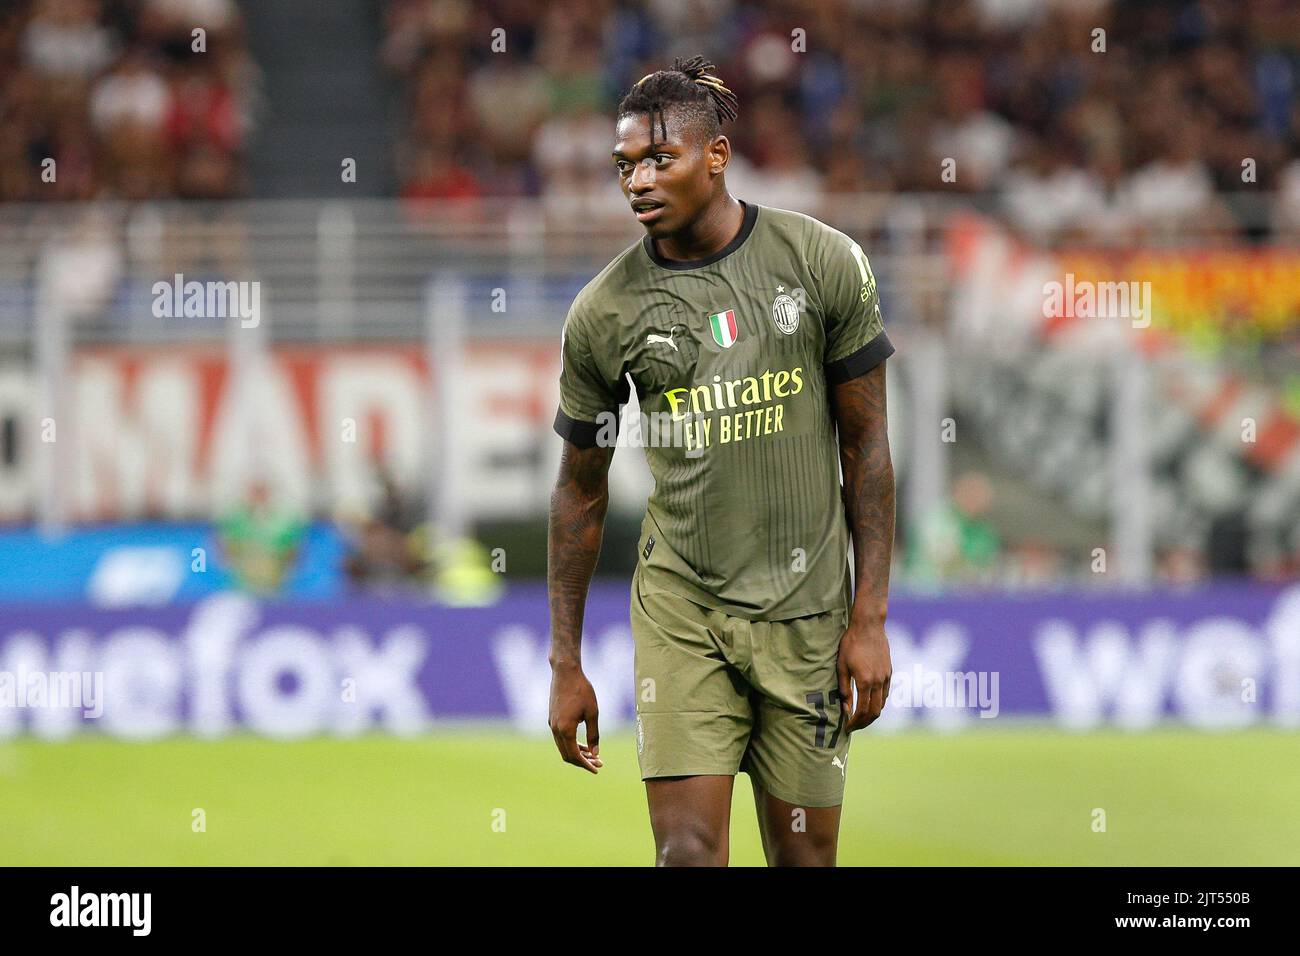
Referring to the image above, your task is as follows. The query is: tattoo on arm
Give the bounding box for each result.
[830,362,894,623]
[547,439,615,666]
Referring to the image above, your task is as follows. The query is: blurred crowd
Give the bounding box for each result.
[0,0,259,201]
[383,0,1300,239]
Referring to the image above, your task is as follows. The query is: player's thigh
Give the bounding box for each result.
[645,774,735,864]
[631,570,752,780]
[750,777,842,866]
[741,607,850,809]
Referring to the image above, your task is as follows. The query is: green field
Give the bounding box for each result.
[2,726,1297,865]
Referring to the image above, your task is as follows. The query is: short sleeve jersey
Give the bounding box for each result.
[555,200,893,621]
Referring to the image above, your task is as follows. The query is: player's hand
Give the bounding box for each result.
[548,661,603,773]
[836,618,891,732]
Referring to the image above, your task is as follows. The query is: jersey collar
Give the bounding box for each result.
[642,200,759,271]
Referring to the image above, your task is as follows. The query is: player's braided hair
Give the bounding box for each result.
[616,55,739,148]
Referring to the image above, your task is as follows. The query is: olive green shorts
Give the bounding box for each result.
[629,566,852,807]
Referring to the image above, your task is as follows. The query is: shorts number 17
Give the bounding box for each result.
[805,689,843,748]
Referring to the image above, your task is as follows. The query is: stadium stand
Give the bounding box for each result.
[0,0,259,200]
[381,0,1299,239]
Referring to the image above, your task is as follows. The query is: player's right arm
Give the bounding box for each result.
[547,297,621,773]
[548,439,613,773]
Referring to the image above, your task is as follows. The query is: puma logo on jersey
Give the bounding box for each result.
[832,755,846,777]
[646,330,679,351]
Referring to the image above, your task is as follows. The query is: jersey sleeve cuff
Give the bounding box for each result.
[825,330,895,385]
[553,407,611,448]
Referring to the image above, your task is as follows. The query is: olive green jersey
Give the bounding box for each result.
[554,200,893,621]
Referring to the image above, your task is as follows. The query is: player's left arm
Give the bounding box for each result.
[829,363,894,732]
[820,229,895,732]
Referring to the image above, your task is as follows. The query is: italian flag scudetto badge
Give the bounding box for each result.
[708,309,738,348]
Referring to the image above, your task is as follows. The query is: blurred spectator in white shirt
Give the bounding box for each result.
[1001,138,1097,245]
[930,61,1015,192]
[532,104,616,194]
[23,0,114,80]
[1125,122,1215,229]
[90,48,169,131]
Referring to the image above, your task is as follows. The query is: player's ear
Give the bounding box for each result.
[707,134,730,176]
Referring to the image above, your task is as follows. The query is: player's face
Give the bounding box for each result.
[613,111,722,239]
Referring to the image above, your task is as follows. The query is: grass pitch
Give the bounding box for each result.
[1,725,1296,866]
